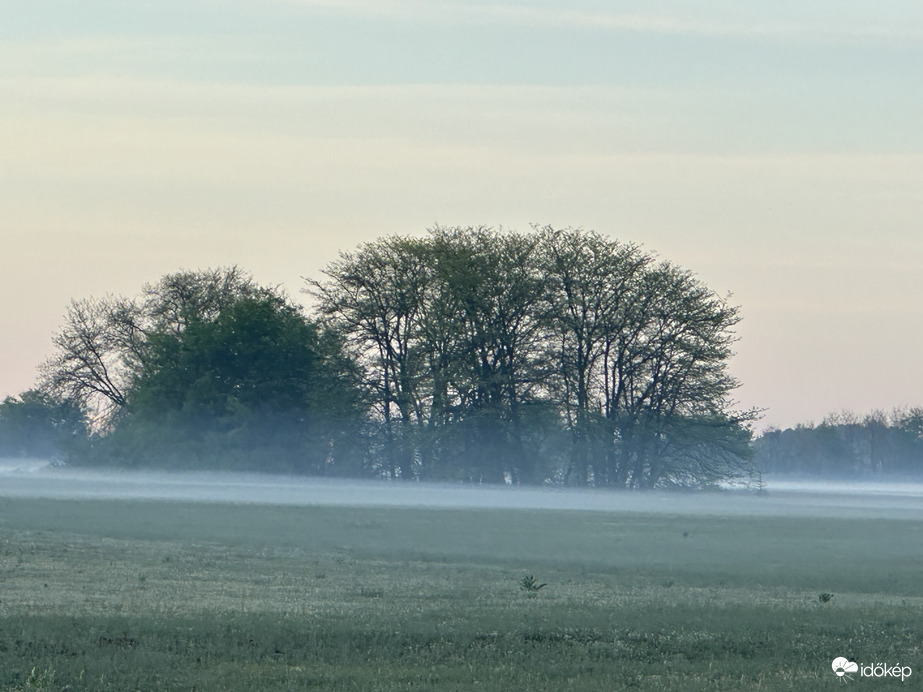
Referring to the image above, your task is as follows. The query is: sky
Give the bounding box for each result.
[2,0,922,431]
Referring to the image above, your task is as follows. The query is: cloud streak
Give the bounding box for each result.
[273,0,923,43]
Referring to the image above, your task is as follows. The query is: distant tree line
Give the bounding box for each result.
[754,409,923,477]
[3,226,760,487]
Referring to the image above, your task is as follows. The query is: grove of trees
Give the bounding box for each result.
[755,409,923,477]
[32,267,365,473]
[309,226,754,487]
[3,226,762,487]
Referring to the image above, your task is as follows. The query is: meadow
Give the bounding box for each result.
[0,491,920,690]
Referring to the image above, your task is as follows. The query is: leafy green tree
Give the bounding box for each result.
[536,228,755,487]
[311,228,555,483]
[40,267,366,473]
[431,227,550,483]
[40,267,264,430]
[140,265,264,336]
[607,263,754,488]
[108,294,365,472]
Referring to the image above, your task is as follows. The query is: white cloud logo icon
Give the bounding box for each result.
[833,657,859,677]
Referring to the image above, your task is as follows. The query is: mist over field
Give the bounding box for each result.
[2,457,921,689]
[3,460,922,521]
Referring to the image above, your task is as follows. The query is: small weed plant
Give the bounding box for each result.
[519,574,547,595]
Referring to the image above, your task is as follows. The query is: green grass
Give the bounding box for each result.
[0,496,920,690]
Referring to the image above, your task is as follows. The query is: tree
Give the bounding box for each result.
[605,262,754,487]
[311,226,753,487]
[39,267,267,431]
[106,294,366,472]
[755,408,923,477]
[0,390,87,461]
[140,265,263,336]
[39,296,137,428]
[39,267,366,473]
[308,237,433,478]
[310,228,555,483]
[536,226,651,485]
[535,228,755,488]
[428,227,549,483]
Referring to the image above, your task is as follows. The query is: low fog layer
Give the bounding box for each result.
[2,461,922,521]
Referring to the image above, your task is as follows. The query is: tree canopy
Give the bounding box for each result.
[27,228,759,487]
[309,226,755,487]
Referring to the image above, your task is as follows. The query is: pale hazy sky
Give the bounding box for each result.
[3,0,922,430]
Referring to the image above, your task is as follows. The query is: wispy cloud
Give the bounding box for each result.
[3,70,919,165]
[4,72,921,193]
[273,0,923,43]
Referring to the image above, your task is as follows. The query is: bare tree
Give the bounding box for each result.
[141,266,263,335]
[39,296,135,429]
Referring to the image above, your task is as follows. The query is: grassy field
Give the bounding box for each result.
[0,494,920,690]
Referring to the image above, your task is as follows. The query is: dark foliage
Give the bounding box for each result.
[102,294,366,472]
